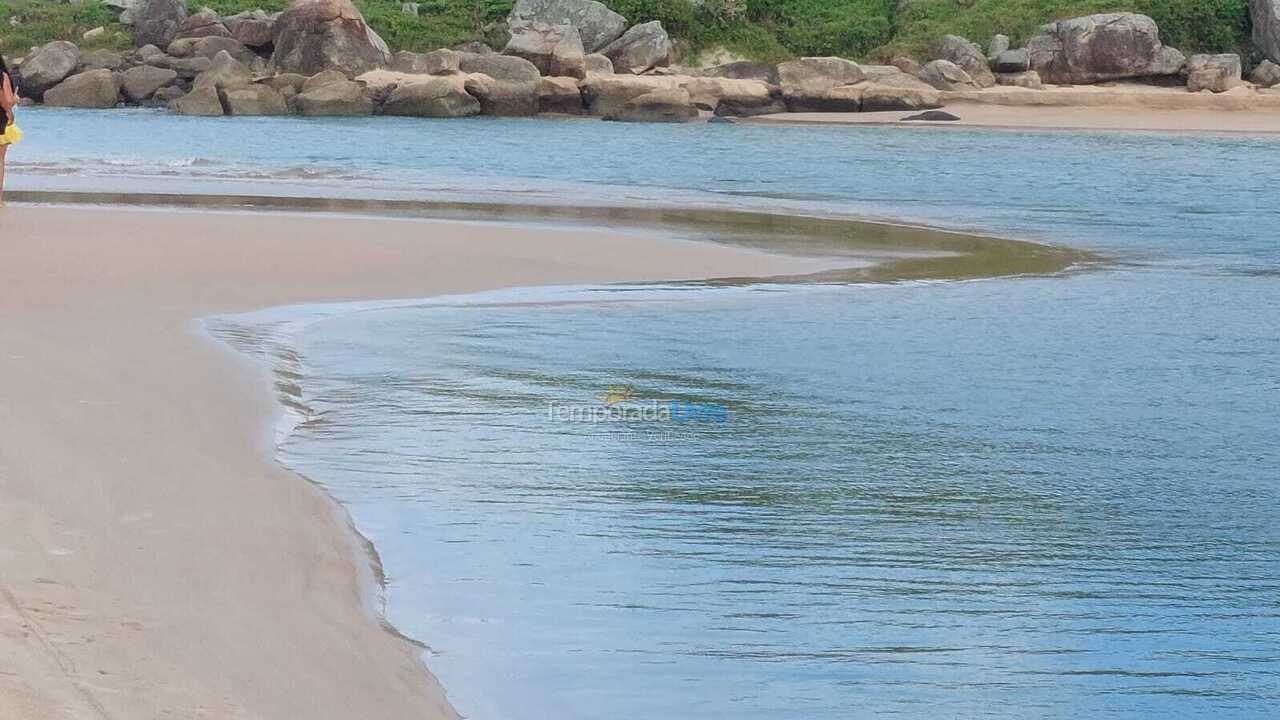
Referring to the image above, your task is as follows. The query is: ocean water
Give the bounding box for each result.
[19,108,1280,718]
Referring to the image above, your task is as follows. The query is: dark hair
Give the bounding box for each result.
[0,54,11,128]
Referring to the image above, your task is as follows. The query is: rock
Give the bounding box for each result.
[175,8,230,39]
[391,51,428,73]
[169,84,224,114]
[992,48,1029,74]
[996,70,1044,89]
[83,26,107,41]
[504,21,586,78]
[536,76,582,113]
[604,87,696,122]
[777,56,865,111]
[508,0,628,53]
[1186,54,1242,93]
[161,55,213,78]
[169,36,255,63]
[19,41,81,98]
[80,49,127,71]
[584,53,612,76]
[224,10,275,47]
[392,48,459,75]
[600,21,671,74]
[682,77,776,112]
[902,110,959,121]
[133,0,187,49]
[302,68,349,91]
[271,0,390,76]
[987,34,1010,60]
[889,55,920,76]
[222,83,289,114]
[380,76,480,116]
[1151,46,1187,76]
[121,64,177,100]
[580,74,677,115]
[293,76,372,114]
[1252,59,1280,88]
[193,50,251,91]
[464,75,539,115]
[858,81,942,112]
[453,41,494,55]
[707,115,734,124]
[136,44,166,62]
[149,84,185,105]
[44,69,121,108]
[702,61,778,84]
[1027,13,1174,84]
[1253,0,1280,65]
[918,59,976,91]
[262,73,307,93]
[457,52,541,82]
[929,35,995,88]
[713,91,784,117]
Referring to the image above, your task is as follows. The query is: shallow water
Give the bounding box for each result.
[28,107,1278,718]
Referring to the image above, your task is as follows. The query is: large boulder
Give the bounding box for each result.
[508,0,627,53]
[44,69,121,108]
[991,48,1030,74]
[600,21,671,74]
[996,71,1044,89]
[224,10,276,48]
[222,83,290,114]
[80,49,127,71]
[193,50,252,91]
[703,61,779,85]
[712,87,785,118]
[271,0,390,76]
[603,87,697,122]
[856,81,942,112]
[18,41,81,98]
[536,76,583,113]
[680,77,775,111]
[1252,59,1280,88]
[584,53,613,76]
[1252,0,1280,65]
[175,7,230,39]
[1027,13,1171,84]
[133,0,188,48]
[464,75,540,116]
[392,49,460,74]
[579,74,678,115]
[457,52,541,81]
[777,57,865,111]
[918,59,977,91]
[168,36,256,63]
[121,64,178,101]
[504,21,586,78]
[293,76,373,114]
[380,76,480,116]
[929,35,995,88]
[169,84,224,114]
[1186,54,1241,93]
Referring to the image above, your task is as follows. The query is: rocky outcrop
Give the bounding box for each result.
[457,52,541,82]
[271,0,390,76]
[919,59,976,91]
[18,41,81,98]
[175,8,230,39]
[584,53,613,76]
[293,76,374,114]
[680,77,775,111]
[580,74,678,115]
[464,75,540,116]
[1027,13,1173,84]
[392,49,460,74]
[168,36,257,64]
[996,71,1044,89]
[133,0,188,48]
[536,76,583,113]
[712,87,785,118]
[44,69,121,108]
[929,35,995,88]
[170,85,224,114]
[604,87,697,122]
[508,0,627,53]
[121,64,178,101]
[225,10,276,48]
[777,57,864,111]
[991,49,1030,74]
[193,51,252,91]
[223,83,289,114]
[600,21,671,74]
[1252,0,1280,65]
[381,76,480,116]
[81,49,127,71]
[1186,54,1241,93]
[504,21,586,78]
[858,81,942,112]
[703,61,779,85]
[1252,59,1280,88]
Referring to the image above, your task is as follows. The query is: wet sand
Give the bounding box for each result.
[0,202,1080,718]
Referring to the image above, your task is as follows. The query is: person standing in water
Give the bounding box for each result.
[0,55,22,205]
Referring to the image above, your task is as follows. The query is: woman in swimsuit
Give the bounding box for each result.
[0,55,23,204]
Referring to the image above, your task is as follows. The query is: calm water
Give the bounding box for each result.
[23,108,1279,718]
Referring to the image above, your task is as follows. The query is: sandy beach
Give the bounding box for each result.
[0,205,842,719]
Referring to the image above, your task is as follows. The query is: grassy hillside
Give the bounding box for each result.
[0,0,1255,65]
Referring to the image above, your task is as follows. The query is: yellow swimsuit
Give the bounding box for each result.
[0,121,22,146]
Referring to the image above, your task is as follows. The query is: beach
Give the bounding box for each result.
[0,205,840,718]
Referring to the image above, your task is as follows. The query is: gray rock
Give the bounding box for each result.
[1186,53,1242,93]
[453,41,495,55]
[1251,59,1280,88]
[168,36,255,64]
[987,34,1010,60]
[1252,0,1280,65]
[161,55,213,79]
[777,56,865,110]
[293,76,373,115]
[169,84,224,114]
[135,44,166,63]
[929,35,995,88]
[992,48,1029,74]
[81,49,128,71]
[536,76,583,113]
[262,73,307,93]
[222,83,289,114]
[600,21,671,74]
[918,59,976,91]
[902,110,959,121]
[584,53,612,76]
[713,92,785,118]
[508,0,628,53]
[271,0,390,76]
[44,69,121,108]
[175,8,230,39]
[1027,13,1173,84]
[457,52,541,82]
[889,55,921,76]
[19,41,81,98]
[381,77,480,116]
[121,64,177,101]
[193,50,251,91]
[996,70,1044,89]
[703,61,778,84]
[603,87,696,122]
[132,0,187,49]
[504,21,586,78]
[148,84,185,105]
[464,75,539,115]
[1151,46,1187,76]
[858,81,942,112]
[301,69,349,92]
[224,10,275,48]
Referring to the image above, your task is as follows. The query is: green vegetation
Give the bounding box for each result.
[0,0,1256,64]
